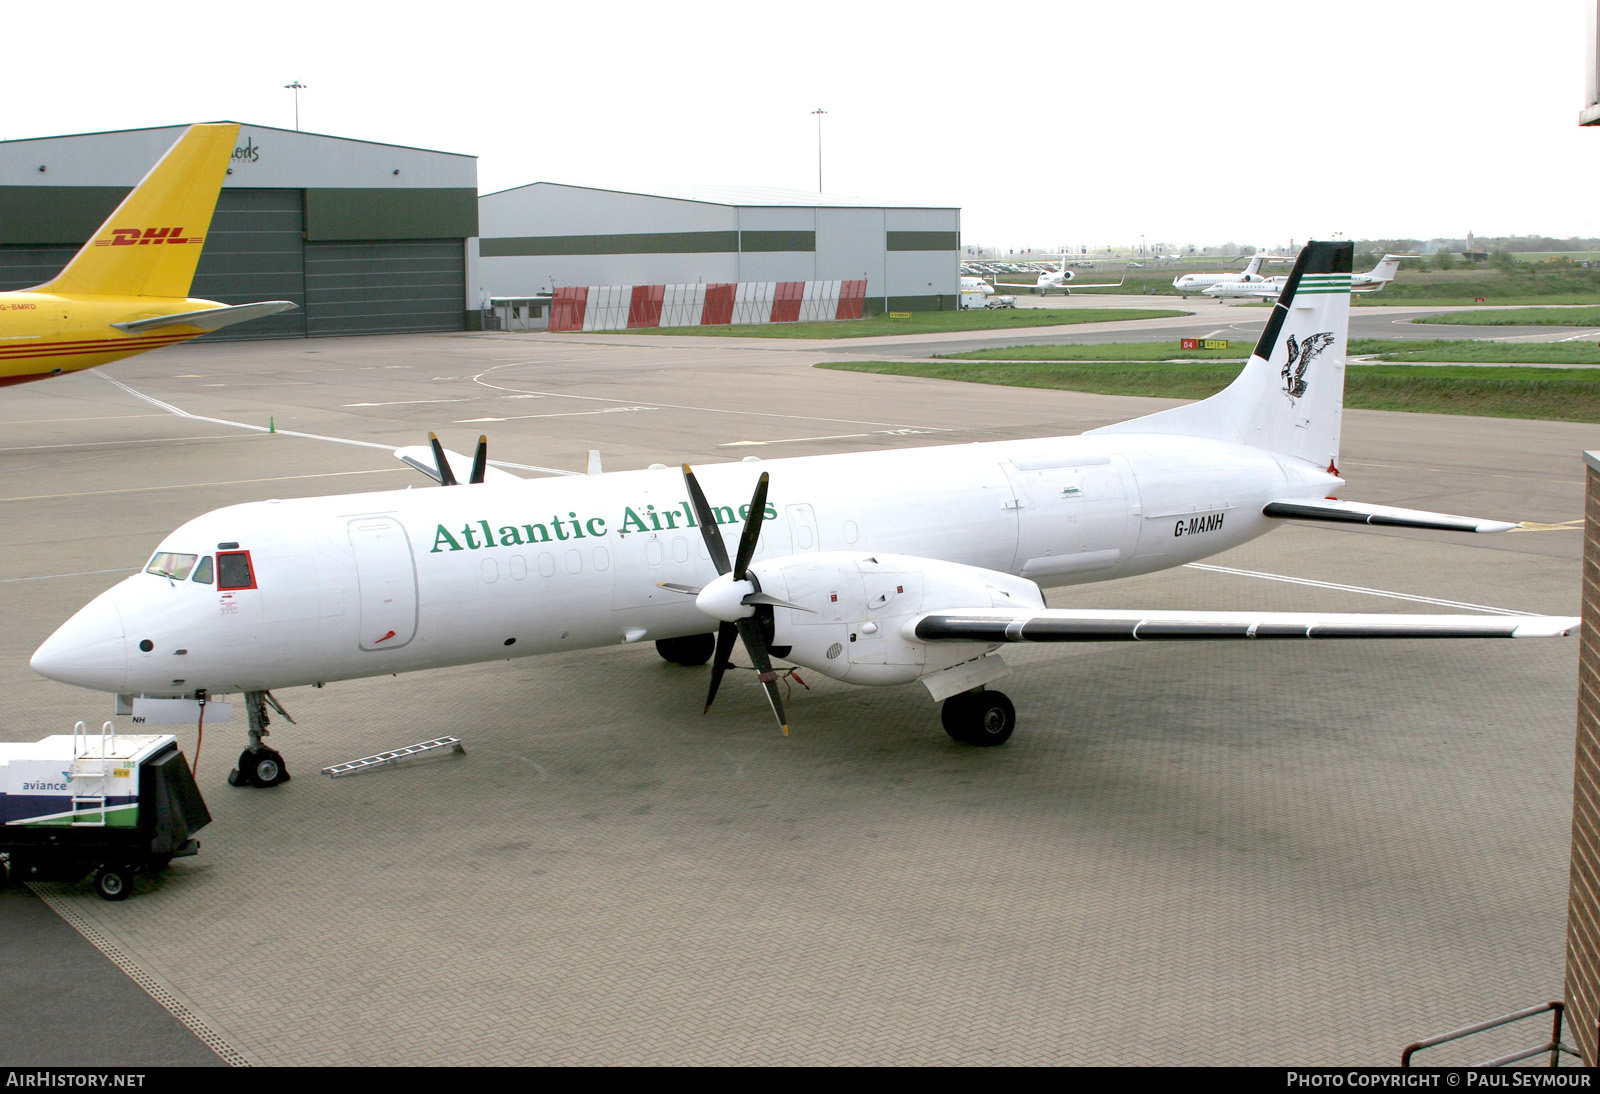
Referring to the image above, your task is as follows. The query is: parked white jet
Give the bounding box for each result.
[30,242,1576,788]
[1172,254,1283,297]
[1204,254,1419,300]
[996,257,1124,295]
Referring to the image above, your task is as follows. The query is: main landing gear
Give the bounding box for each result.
[941,688,1016,747]
[228,690,294,789]
[655,633,716,667]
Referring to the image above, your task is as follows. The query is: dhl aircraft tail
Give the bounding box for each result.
[37,123,239,299]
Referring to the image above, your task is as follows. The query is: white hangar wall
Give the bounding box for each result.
[472,182,960,317]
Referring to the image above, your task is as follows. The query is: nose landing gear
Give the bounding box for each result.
[227,690,294,788]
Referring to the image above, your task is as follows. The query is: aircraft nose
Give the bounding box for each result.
[31,589,128,692]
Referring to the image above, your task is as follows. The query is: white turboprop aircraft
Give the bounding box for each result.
[30,241,1577,788]
[1203,254,1419,300]
[996,257,1124,295]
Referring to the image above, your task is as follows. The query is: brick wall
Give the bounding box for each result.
[1565,451,1600,1063]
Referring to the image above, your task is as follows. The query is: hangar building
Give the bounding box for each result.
[471,183,960,320]
[0,123,478,339]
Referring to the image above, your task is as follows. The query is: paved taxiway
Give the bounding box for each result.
[0,322,1591,1065]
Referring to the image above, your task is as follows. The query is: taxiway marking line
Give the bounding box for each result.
[467,362,945,433]
[456,406,658,424]
[0,434,244,454]
[0,567,140,585]
[0,467,409,503]
[98,375,579,478]
[720,428,948,447]
[1185,562,1537,616]
[345,399,471,407]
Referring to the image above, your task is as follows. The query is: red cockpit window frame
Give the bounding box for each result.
[217,550,257,591]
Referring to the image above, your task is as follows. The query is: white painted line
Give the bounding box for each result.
[97,374,580,478]
[456,406,657,424]
[1184,562,1537,616]
[468,362,944,432]
[0,567,139,585]
[345,399,471,407]
[719,427,947,447]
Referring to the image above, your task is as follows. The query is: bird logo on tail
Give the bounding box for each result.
[1282,332,1335,399]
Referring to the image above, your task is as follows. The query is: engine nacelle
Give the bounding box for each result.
[747,552,1044,686]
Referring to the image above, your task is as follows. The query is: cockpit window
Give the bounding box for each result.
[146,551,197,581]
[218,550,256,591]
[191,556,213,584]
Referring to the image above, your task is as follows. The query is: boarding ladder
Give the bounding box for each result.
[321,737,464,778]
[69,720,114,827]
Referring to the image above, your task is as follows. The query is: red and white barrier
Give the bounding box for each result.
[550,279,867,332]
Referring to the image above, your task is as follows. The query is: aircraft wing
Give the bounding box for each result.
[111,300,298,333]
[1263,498,1517,534]
[909,607,1577,643]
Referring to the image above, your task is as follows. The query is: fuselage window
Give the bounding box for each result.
[510,555,527,580]
[593,546,610,572]
[565,549,582,575]
[537,552,556,578]
[217,550,256,591]
[191,556,213,584]
[146,551,197,581]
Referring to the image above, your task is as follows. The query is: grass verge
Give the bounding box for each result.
[931,339,1600,366]
[1410,307,1600,327]
[588,308,1187,339]
[815,360,1600,422]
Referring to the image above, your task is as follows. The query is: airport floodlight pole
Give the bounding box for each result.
[284,81,308,131]
[811,108,826,192]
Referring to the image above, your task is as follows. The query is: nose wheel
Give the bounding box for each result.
[941,689,1016,747]
[229,746,289,788]
[227,690,294,788]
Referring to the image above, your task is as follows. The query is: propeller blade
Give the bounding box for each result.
[469,435,488,485]
[657,582,703,596]
[681,464,731,575]
[742,591,815,614]
[704,621,739,713]
[428,432,458,487]
[732,472,770,580]
[735,617,789,736]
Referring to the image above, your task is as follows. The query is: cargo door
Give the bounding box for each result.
[348,517,418,651]
[1002,457,1130,582]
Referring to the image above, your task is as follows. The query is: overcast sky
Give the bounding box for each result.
[5,2,1592,251]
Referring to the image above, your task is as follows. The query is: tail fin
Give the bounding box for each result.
[1088,240,1353,469]
[1364,253,1416,285]
[1240,253,1264,278]
[38,123,239,299]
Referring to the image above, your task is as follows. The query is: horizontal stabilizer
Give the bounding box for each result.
[395,444,522,485]
[111,300,298,334]
[910,607,1577,643]
[1263,498,1517,534]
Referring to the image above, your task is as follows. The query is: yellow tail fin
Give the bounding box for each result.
[40,122,240,299]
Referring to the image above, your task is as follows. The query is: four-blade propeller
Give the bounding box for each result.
[673,464,811,736]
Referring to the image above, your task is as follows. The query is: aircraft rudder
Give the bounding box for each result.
[40,123,239,299]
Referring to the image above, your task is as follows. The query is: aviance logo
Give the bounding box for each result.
[94,227,203,247]
[20,779,69,792]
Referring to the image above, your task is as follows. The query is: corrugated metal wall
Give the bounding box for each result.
[0,188,467,339]
[190,189,307,340]
[303,240,465,336]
